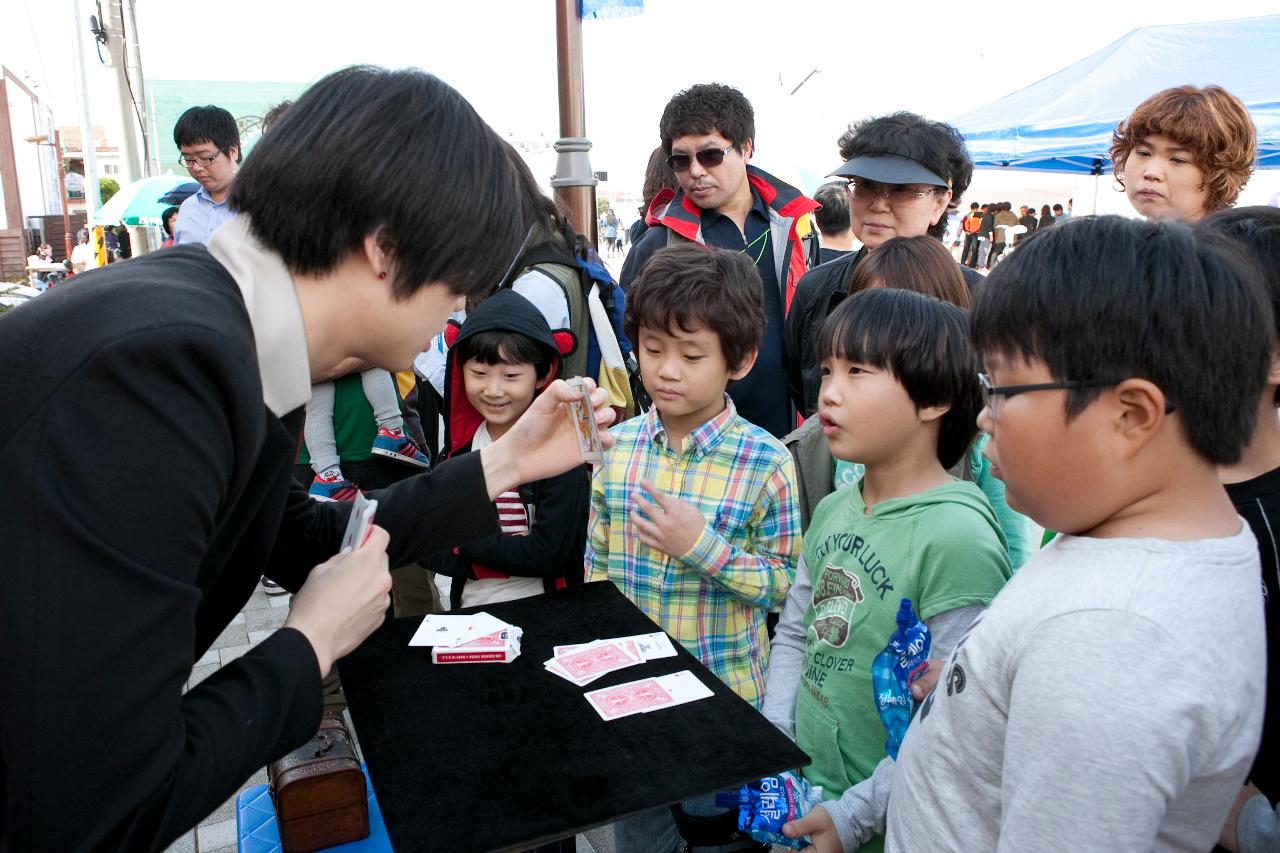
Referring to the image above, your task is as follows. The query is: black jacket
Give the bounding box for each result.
[437,289,590,609]
[784,249,985,415]
[0,248,498,851]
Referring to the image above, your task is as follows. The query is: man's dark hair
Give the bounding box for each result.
[173,105,242,163]
[815,287,980,468]
[972,215,1272,465]
[659,83,755,155]
[813,181,851,236]
[230,66,527,301]
[1052,204,1064,214]
[970,202,980,211]
[625,244,764,372]
[454,329,555,383]
[1200,206,1280,403]
[837,112,973,241]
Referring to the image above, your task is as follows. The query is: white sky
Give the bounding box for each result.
[7,0,1280,197]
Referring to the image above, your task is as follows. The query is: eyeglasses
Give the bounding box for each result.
[666,145,735,173]
[846,180,940,204]
[977,373,1105,422]
[178,150,222,169]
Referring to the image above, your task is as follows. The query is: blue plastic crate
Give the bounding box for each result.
[236,765,392,852]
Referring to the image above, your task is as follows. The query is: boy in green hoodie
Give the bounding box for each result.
[762,287,1011,853]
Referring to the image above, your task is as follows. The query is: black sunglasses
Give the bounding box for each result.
[665,145,735,173]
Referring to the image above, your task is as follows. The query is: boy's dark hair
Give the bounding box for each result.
[173,105,242,162]
[837,112,974,241]
[813,181,852,236]
[455,330,555,383]
[1200,206,1280,403]
[230,66,527,302]
[625,244,764,372]
[972,215,1273,465]
[659,83,755,155]
[815,288,980,469]
[849,235,971,309]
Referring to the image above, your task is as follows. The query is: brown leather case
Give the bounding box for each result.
[267,712,370,853]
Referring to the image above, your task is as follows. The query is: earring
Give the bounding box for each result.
[378,271,387,280]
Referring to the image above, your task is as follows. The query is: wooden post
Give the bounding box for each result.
[54,130,73,258]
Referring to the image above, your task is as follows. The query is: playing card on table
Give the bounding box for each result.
[549,639,642,685]
[408,611,509,647]
[583,670,714,721]
[585,678,674,721]
[553,632,676,663]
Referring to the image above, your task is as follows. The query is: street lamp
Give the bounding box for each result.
[23,132,74,258]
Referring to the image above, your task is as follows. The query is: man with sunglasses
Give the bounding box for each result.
[173,105,241,246]
[620,83,817,440]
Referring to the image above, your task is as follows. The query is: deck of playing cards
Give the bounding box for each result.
[544,632,677,686]
[584,671,714,721]
[408,612,523,664]
[565,376,604,464]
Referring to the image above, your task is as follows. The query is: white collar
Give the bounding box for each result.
[206,215,311,417]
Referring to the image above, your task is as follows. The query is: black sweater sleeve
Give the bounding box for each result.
[266,450,500,590]
[456,465,590,579]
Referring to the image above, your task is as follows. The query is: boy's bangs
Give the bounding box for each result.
[814,302,895,371]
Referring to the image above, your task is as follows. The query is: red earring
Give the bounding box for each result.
[378,271,387,280]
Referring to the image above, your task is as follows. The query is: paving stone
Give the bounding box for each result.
[245,606,287,633]
[194,647,219,667]
[219,644,251,666]
[209,622,248,651]
[241,589,272,611]
[229,612,246,626]
[196,817,237,851]
[247,630,275,647]
[187,664,218,689]
[269,593,292,608]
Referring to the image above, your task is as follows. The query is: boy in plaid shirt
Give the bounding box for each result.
[587,244,801,853]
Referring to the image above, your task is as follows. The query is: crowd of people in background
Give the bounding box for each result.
[3,69,1277,853]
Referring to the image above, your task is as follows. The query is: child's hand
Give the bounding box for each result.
[630,480,707,559]
[910,658,946,701]
[782,803,841,853]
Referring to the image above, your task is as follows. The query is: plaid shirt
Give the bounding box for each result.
[586,398,800,707]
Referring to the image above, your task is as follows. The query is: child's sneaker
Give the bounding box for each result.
[371,426,431,468]
[309,470,360,502]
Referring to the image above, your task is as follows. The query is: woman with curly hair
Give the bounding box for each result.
[1111,85,1256,222]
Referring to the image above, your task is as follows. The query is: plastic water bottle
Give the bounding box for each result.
[871,597,931,760]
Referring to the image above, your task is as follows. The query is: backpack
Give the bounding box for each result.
[503,223,645,420]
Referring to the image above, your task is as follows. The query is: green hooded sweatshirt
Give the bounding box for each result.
[796,478,1011,853]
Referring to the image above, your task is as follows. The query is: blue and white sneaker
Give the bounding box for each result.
[371,426,431,468]
[309,470,360,502]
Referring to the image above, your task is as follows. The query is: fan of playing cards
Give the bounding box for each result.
[408,612,523,664]
[544,633,715,721]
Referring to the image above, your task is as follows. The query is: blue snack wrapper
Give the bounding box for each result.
[737,770,824,849]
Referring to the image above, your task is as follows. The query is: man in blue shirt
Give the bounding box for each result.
[173,105,240,245]
[620,84,817,439]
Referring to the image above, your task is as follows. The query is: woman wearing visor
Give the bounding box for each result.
[785,112,981,418]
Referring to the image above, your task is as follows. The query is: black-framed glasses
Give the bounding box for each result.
[978,373,1105,421]
[666,145,735,173]
[178,150,222,169]
[846,180,940,205]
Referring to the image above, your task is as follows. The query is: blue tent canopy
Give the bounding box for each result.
[951,15,1280,172]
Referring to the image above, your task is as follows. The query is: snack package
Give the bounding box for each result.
[737,770,824,849]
